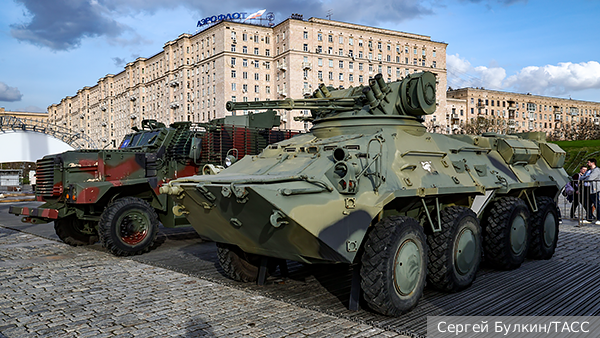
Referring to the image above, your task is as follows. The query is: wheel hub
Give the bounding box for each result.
[393,240,421,296]
[118,211,149,245]
[455,227,476,275]
[510,214,527,255]
[543,212,557,247]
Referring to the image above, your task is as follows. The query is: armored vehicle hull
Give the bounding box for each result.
[163,72,569,315]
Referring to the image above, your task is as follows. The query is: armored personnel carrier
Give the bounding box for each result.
[161,72,569,315]
[9,112,297,256]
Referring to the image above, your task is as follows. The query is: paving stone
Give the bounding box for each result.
[0,226,408,338]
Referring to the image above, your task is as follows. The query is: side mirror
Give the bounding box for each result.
[188,136,202,164]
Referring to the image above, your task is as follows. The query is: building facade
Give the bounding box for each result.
[48,17,448,148]
[0,108,48,123]
[446,88,600,137]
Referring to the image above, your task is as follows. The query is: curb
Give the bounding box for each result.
[0,198,36,203]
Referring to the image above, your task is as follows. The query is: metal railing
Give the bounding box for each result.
[0,116,97,149]
[560,179,600,226]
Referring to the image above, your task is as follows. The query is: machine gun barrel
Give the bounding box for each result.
[226,98,357,112]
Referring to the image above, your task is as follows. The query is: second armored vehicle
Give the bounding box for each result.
[10,112,297,256]
[162,72,569,315]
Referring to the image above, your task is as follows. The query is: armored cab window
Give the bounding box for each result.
[137,131,160,147]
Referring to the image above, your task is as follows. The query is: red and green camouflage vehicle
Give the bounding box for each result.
[9,112,298,256]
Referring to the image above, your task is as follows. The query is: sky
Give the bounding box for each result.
[1,0,599,113]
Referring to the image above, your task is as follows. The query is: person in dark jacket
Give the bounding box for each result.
[570,166,587,218]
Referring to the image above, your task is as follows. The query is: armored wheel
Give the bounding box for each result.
[216,243,272,282]
[360,216,427,316]
[55,217,99,246]
[99,197,159,256]
[528,196,559,260]
[426,206,481,292]
[483,197,530,270]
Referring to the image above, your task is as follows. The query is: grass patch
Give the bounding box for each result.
[550,140,600,174]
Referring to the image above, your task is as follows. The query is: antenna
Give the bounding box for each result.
[326,10,332,20]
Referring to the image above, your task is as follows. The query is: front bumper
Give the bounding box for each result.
[8,206,59,223]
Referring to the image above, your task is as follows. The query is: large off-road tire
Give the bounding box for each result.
[360,216,427,316]
[528,196,559,260]
[99,197,159,256]
[216,243,270,283]
[54,217,98,246]
[426,206,481,292]
[483,197,530,270]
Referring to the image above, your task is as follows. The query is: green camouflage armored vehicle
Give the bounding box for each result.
[9,112,297,256]
[161,72,569,315]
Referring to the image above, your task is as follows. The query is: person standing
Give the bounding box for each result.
[583,159,600,225]
[570,166,587,218]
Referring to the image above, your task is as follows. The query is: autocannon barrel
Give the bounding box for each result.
[226,98,357,112]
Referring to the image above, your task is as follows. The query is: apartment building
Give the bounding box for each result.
[446,88,600,136]
[0,107,47,123]
[48,16,448,148]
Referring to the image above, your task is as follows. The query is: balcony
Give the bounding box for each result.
[170,102,180,109]
[450,113,459,120]
[277,90,287,97]
[129,96,137,101]
[302,62,312,70]
[302,88,312,96]
[555,114,562,121]
[277,63,287,71]
[169,81,179,87]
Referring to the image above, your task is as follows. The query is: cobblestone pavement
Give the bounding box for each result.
[0,226,408,338]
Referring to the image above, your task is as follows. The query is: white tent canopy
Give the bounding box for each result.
[0,131,74,163]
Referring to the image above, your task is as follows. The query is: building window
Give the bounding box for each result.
[255,85,259,93]
[339,73,343,81]
[413,58,417,65]
[432,61,436,68]
[231,70,236,78]
[359,63,363,71]
[265,61,270,69]
[242,84,248,92]
[265,74,270,81]
[433,50,436,57]
[359,75,363,83]
[265,49,270,56]
[231,96,236,102]
[242,46,247,53]
[349,62,353,70]
[318,71,323,80]
[328,72,333,80]
[318,58,323,66]
[242,33,247,41]
[266,86,270,94]
[317,33,322,41]
[231,45,236,52]
[339,36,343,44]
[339,60,344,68]
[358,39,363,47]
[231,57,236,66]
[254,73,259,81]
[303,31,308,39]
[303,44,308,52]
[254,47,259,55]
[349,74,353,82]
[349,37,353,45]
[328,34,333,42]
[329,59,333,67]
[242,72,248,79]
[254,61,259,68]
[232,83,236,91]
